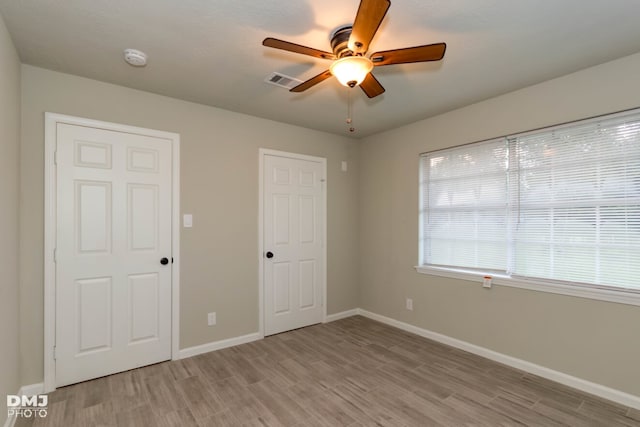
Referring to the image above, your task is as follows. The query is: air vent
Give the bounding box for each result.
[264,72,303,90]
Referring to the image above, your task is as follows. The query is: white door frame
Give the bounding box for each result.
[258,148,327,337]
[43,113,181,392]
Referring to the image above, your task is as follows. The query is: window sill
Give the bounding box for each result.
[414,266,640,307]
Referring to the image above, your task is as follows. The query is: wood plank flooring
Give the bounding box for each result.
[16,316,640,426]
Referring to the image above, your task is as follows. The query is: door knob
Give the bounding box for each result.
[160,257,169,265]
[265,251,274,259]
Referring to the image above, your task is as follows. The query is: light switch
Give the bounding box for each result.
[341,161,348,172]
[183,214,193,228]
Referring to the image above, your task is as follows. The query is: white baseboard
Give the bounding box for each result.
[178,332,262,359]
[3,411,15,427]
[180,311,360,360]
[4,383,45,427]
[357,309,640,411]
[325,309,359,323]
[18,383,44,397]
[3,406,15,427]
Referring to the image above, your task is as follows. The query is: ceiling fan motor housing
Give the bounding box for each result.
[331,26,355,58]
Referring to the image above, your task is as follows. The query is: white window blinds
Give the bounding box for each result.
[421,138,510,272]
[511,114,640,289]
[420,110,640,291]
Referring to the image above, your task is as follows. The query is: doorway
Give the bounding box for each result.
[259,149,327,336]
[44,114,180,391]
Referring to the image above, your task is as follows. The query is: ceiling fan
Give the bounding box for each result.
[262,0,446,98]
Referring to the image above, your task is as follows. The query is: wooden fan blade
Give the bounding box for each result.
[290,70,333,92]
[360,73,385,98]
[348,0,391,54]
[370,43,446,66]
[263,38,336,60]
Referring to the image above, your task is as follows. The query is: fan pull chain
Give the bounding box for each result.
[346,89,355,133]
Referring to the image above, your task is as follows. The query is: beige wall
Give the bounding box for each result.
[358,52,640,396]
[20,65,360,385]
[0,12,21,417]
[16,48,640,399]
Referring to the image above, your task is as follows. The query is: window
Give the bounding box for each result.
[419,110,640,296]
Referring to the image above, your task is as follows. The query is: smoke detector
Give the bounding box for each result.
[123,49,147,67]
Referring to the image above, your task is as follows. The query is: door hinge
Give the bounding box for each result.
[53,346,56,360]
[54,150,57,165]
[53,248,57,263]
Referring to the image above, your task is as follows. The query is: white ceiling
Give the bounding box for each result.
[2,0,640,138]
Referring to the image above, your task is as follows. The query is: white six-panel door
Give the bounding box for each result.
[55,123,172,387]
[263,152,325,336]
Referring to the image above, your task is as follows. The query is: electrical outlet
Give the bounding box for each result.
[207,312,216,326]
[406,298,413,311]
[483,276,492,289]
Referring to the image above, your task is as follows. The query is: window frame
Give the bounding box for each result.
[416,108,640,307]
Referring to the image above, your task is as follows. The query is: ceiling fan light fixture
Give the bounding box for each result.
[329,56,373,88]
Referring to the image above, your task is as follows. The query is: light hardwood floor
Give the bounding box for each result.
[16,316,640,426]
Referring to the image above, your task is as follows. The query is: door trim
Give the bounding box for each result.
[258,149,327,337]
[43,113,181,392]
